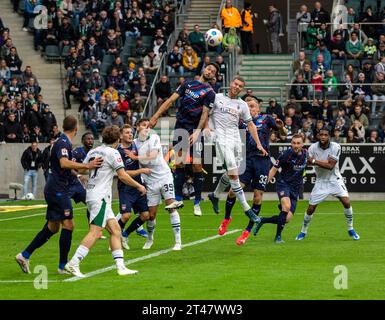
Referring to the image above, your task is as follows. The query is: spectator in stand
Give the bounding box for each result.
[310,70,323,96]
[347,7,357,25]
[296,5,311,45]
[3,112,22,142]
[305,20,318,50]
[188,25,206,58]
[143,49,161,74]
[22,0,39,32]
[290,72,308,101]
[41,105,56,138]
[329,33,347,61]
[102,85,119,102]
[0,59,11,84]
[371,72,385,114]
[331,128,346,143]
[339,74,354,100]
[266,98,284,120]
[132,77,150,99]
[311,1,330,25]
[282,116,297,142]
[349,23,368,46]
[311,41,331,70]
[116,94,129,118]
[105,108,124,127]
[350,105,369,128]
[350,119,365,142]
[155,75,171,108]
[240,2,257,54]
[177,25,190,47]
[221,0,242,33]
[364,37,377,59]
[21,141,42,198]
[367,130,380,143]
[106,67,125,92]
[316,22,329,47]
[130,92,145,121]
[375,56,385,75]
[312,54,328,77]
[105,29,122,57]
[346,31,364,60]
[65,70,84,109]
[30,125,45,143]
[293,50,311,73]
[263,4,283,54]
[222,27,241,53]
[182,46,199,74]
[362,60,375,82]
[353,72,372,102]
[167,46,184,75]
[323,70,338,93]
[302,63,313,82]
[6,47,23,75]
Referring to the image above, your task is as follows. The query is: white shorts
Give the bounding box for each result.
[215,140,243,171]
[309,179,349,205]
[145,174,175,207]
[87,197,115,228]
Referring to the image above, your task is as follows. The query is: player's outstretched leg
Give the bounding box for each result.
[274,211,288,243]
[236,204,260,245]
[16,221,58,274]
[193,170,204,216]
[218,194,236,235]
[296,207,315,240]
[136,225,148,238]
[208,172,230,214]
[174,167,186,202]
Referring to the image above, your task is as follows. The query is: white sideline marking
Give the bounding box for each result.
[64,229,241,282]
[0,280,60,283]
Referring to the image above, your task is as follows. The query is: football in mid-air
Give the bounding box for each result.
[25,193,35,200]
[205,28,223,47]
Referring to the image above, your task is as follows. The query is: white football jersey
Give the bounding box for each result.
[308,142,343,181]
[209,93,252,142]
[84,144,125,201]
[134,133,171,183]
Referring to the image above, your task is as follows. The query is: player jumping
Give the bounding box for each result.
[65,126,146,277]
[295,128,360,241]
[132,118,183,251]
[15,116,103,274]
[201,76,268,224]
[253,134,307,243]
[116,124,151,249]
[149,63,219,216]
[217,97,287,245]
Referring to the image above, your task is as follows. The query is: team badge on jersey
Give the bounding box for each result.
[61,148,68,156]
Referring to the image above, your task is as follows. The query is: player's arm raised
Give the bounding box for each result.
[247,121,268,156]
[275,118,288,136]
[116,168,146,195]
[189,105,210,145]
[149,92,180,128]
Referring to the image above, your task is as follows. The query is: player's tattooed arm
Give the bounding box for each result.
[149,92,180,128]
[307,156,337,170]
[189,106,210,145]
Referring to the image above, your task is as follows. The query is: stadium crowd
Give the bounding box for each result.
[0,14,57,143]
[280,0,385,144]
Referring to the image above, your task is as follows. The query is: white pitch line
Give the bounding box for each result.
[0,280,61,283]
[64,228,241,282]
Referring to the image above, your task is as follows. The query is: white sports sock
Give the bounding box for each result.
[136,225,144,232]
[70,244,89,266]
[344,207,353,231]
[213,172,230,198]
[147,219,156,241]
[170,211,181,244]
[301,213,313,233]
[229,179,250,212]
[112,249,125,268]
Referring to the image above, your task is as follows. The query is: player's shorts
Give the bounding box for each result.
[145,174,175,207]
[69,181,86,204]
[172,122,203,162]
[240,156,271,191]
[309,178,349,205]
[276,180,300,214]
[215,140,242,171]
[87,196,115,228]
[118,187,149,215]
[45,191,73,221]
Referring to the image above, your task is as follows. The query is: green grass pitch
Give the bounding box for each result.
[1,199,385,300]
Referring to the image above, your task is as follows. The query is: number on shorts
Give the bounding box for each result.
[163,183,174,192]
[259,175,268,186]
[88,157,100,179]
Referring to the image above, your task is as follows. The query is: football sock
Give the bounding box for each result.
[276,211,288,238]
[112,249,125,268]
[118,218,126,231]
[193,171,204,205]
[344,207,354,231]
[59,228,73,270]
[123,216,145,237]
[252,203,261,215]
[147,219,156,241]
[301,213,313,233]
[170,211,181,244]
[174,167,185,201]
[229,179,250,212]
[261,216,278,224]
[86,209,90,220]
[213,172,230,198]
[246,220,254,232]
[225,195,236,220]
[23,222,55,259]
[70,244,89,266]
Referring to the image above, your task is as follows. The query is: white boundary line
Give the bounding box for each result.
[0,280,61,283]
[64,229,241,282]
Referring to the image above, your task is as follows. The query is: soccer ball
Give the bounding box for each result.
[205,28,223,47]
[25,193,35,200]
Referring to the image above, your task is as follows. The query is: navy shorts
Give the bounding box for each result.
[276,180,300,214]
[119,188,149,215]
[45,191,73,221]
[69,181,86,204]
[172,122,203,161]
[240,156,271,191]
